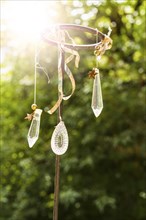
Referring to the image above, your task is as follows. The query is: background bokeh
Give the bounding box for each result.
[1,0,146,220]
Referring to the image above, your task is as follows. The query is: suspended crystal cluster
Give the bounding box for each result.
[51,121,69,155]
[27,109,42,148]
[91,69,103,117]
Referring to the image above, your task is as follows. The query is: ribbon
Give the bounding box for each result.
[94,35,113,57]
[62,45,80,101]
[45,29,80,114]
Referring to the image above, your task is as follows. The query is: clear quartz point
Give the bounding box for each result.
[27,109,42,148]
[91,69,103,117]
[51,121,69,155]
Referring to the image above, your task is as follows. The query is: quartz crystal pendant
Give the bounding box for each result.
[27,109,42,148]
[51,121,69,155]
[91,69,103,117]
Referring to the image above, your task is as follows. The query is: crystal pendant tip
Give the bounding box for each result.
[92,107,103,117]
[28,137,38,148]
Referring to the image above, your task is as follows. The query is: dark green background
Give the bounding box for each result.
[1,0,146,219]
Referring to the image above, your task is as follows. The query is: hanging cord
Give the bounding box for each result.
[34,43,37,105]
[58,46,63,122]
[96,30,99,68]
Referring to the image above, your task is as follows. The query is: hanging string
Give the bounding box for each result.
[34,43,37,105]
[95,30,100,68]
[58,47,63,122]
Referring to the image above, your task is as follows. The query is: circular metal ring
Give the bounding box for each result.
[42,24,112,50]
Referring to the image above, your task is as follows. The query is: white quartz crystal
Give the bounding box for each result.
[27,109,42,148]
[51,121,69,155]
[91,70,103,117]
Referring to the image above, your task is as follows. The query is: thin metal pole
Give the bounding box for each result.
[53,49,65,220]
[53,155,60,220]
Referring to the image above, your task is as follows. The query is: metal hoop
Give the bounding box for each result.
[42,24,112,50]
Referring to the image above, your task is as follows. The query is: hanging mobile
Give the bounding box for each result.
[41,25,112,154]
[24,24,112,220]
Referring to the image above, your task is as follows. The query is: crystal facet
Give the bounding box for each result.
[91,69,103,117]
[27,109,42,148]
[51,121,69,155]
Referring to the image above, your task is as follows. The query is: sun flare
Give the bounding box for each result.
[2,1,57,42]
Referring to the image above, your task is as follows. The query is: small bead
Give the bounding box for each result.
[31,104,37,110]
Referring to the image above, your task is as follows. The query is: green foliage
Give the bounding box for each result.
[1,0,146,220]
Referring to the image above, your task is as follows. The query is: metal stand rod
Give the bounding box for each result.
[53,155,60,220]
[53,49,65,220]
